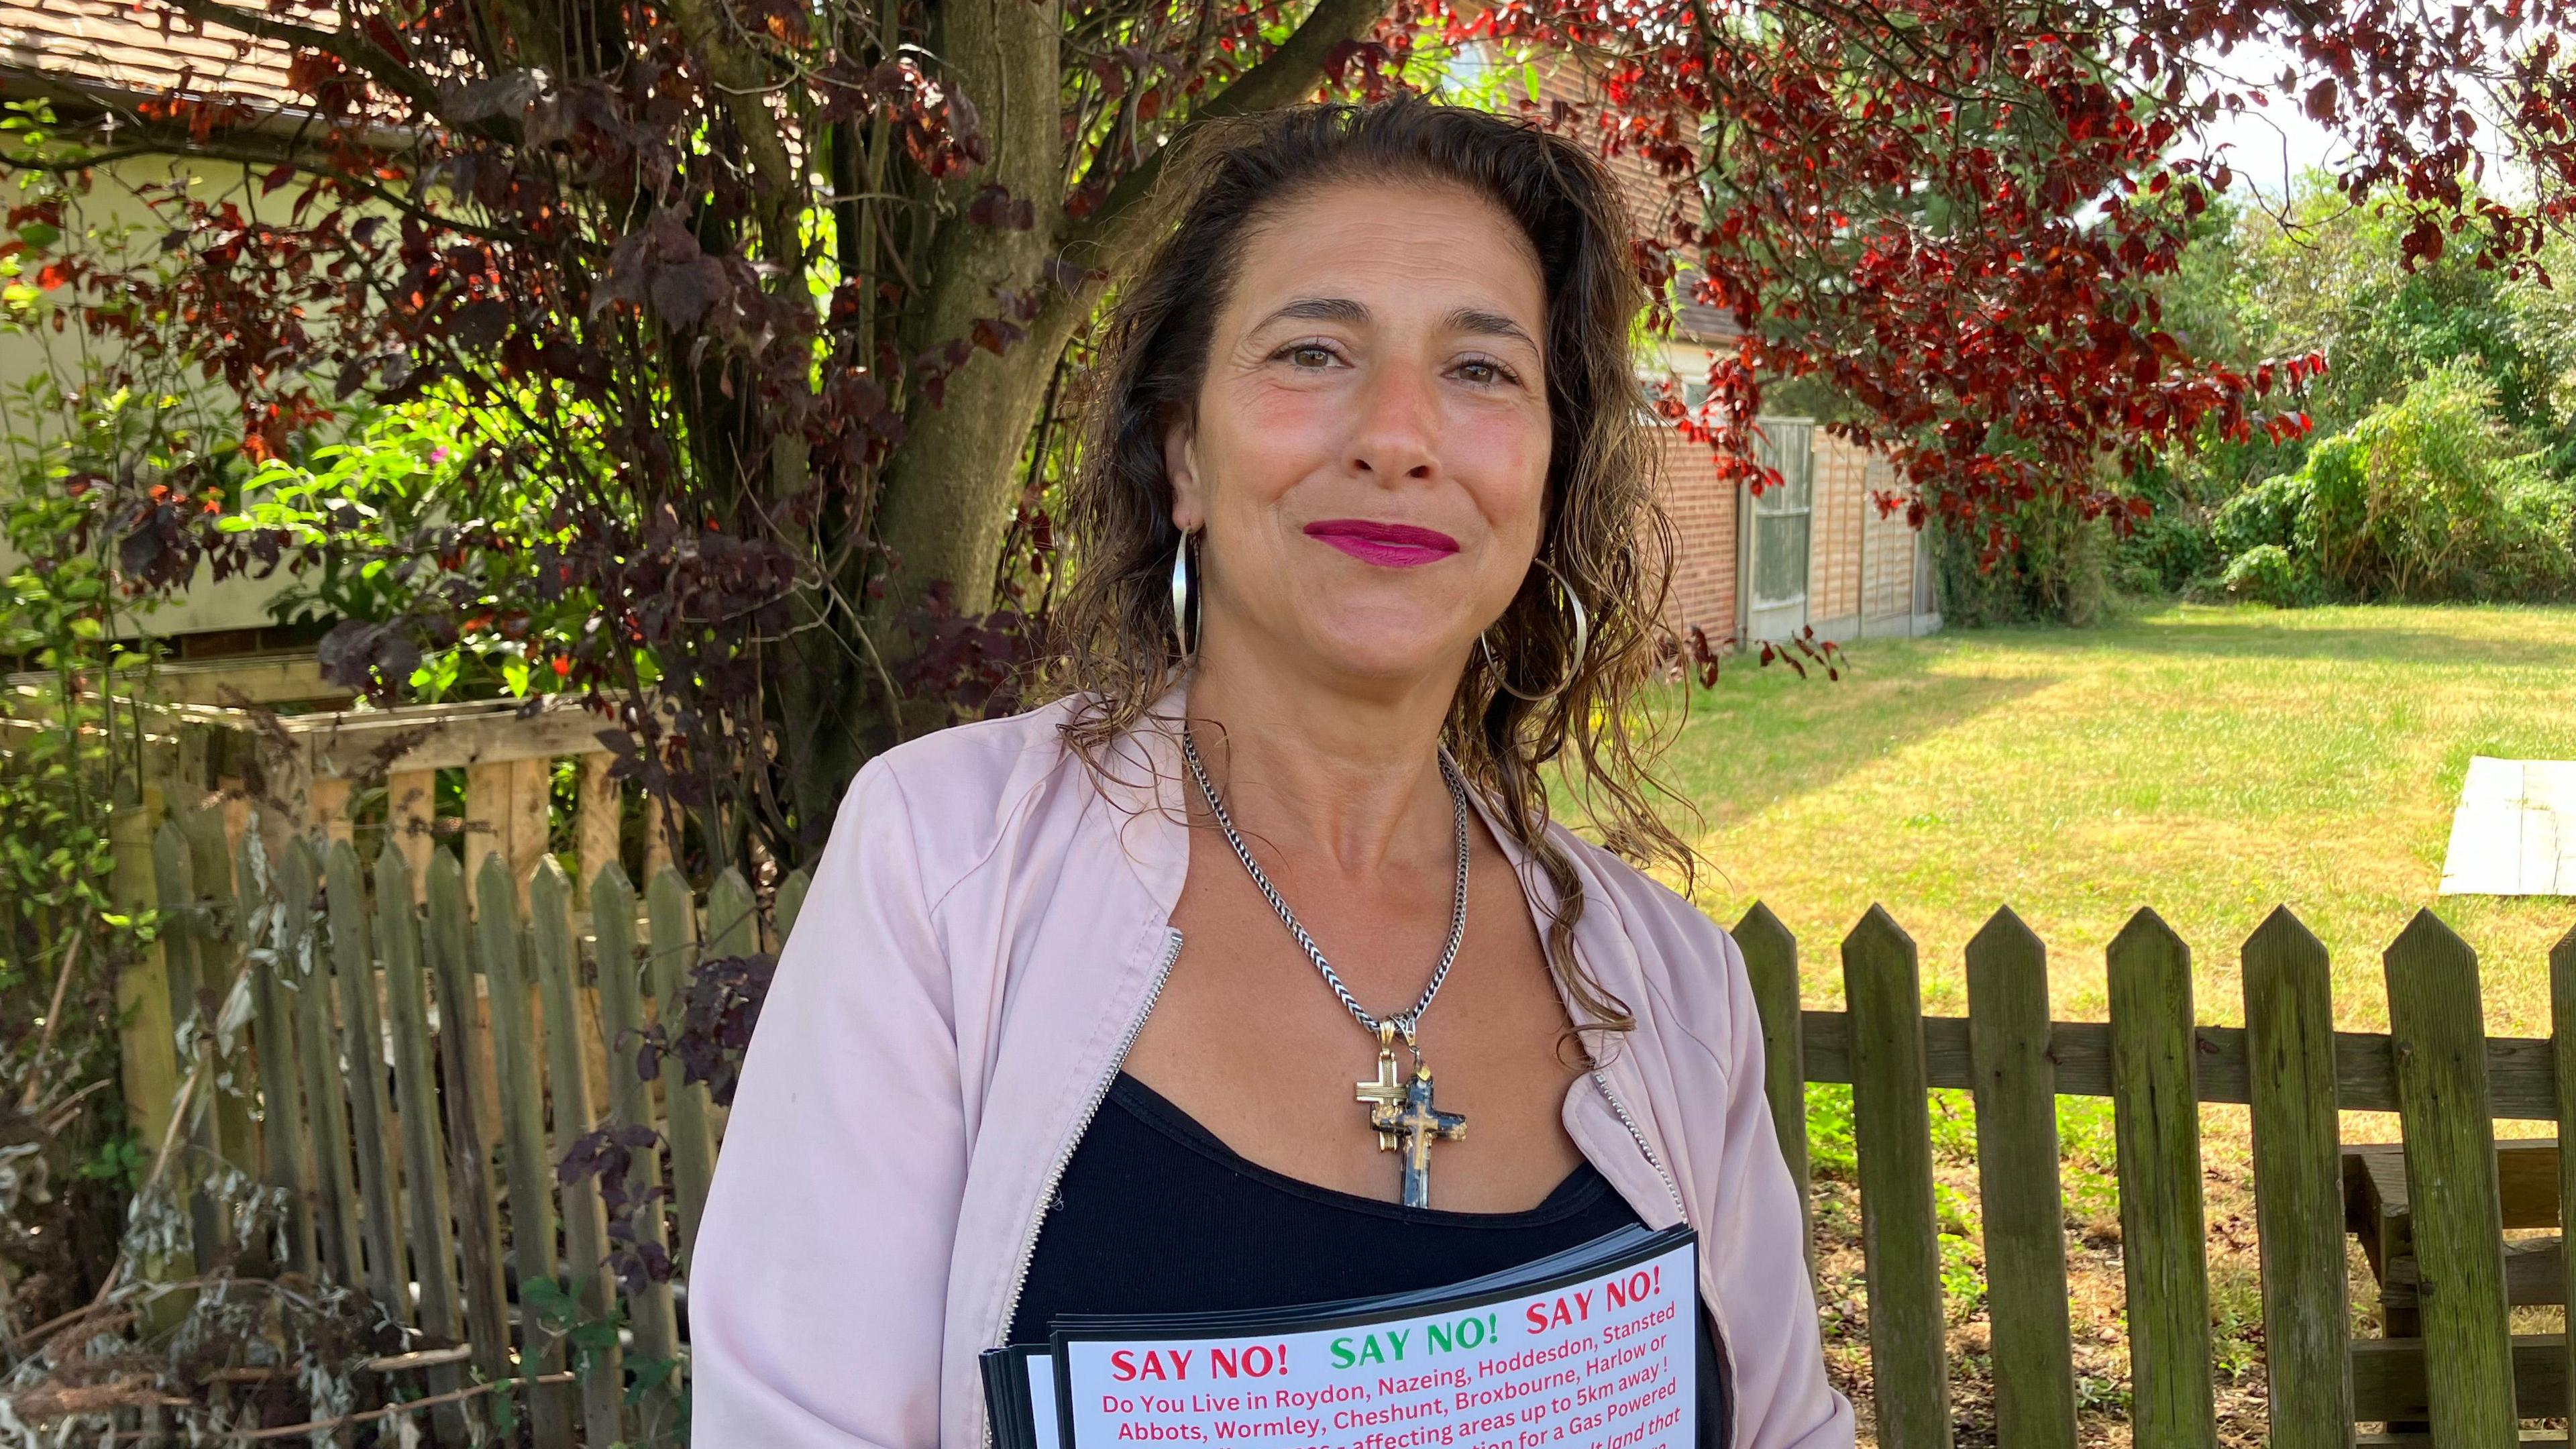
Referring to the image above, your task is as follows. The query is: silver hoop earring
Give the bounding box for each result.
[1169,529,1198,663]
[1480,557,1590,702]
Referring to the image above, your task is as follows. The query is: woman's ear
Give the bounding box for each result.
[1163,411,1203,533]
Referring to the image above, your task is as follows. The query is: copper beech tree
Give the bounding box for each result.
[7,0,2576,864]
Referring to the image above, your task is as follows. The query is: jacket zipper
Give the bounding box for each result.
[1593,1067,1736,1449]
[1590,1068,1683,1215]
[985,926,1185,1446]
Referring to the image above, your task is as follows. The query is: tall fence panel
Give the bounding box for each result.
[100,795,818,1447]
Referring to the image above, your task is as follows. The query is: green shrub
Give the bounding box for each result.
[1933,492,2111,627]
[2205,361,2576,603]
[2219,543,2317,606]
[2111,502,2215,596]
[2210,470,2310,557]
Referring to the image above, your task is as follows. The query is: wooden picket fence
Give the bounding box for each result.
[113,777,2576,1448]
[110,802,806,1447]
[1734,900,2576,1449]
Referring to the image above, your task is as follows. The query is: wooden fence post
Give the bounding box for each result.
[2104,908,2214,1446]
[375,844,468,1442]
[1841,905,1949,1449]
[388,769,437,900]
[238,831,317,1277]
[576,754,621,903]
[325,841,412,1325]
[2239,907,2351,1449]
[285,841,364,1291]
[474,851,577,1449]
[531,859,626,1448]
[425,848,513,1417]
[592,861,684,1444]
[648,865,716,1260]
[2555,922,2576,1426]
[152,820,223,1263]
[1964,908,2076,1449]
[1734,902,1811,1281]
[2383,910,2515,1442]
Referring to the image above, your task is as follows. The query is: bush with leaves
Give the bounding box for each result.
[1932,490,2112,628]
[2206,361,2576,603]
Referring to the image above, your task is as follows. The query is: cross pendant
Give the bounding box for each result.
[1356,1034,1465,1208]
[1356,1042,1409,1152]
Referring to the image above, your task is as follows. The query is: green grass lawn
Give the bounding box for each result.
[1645,600,2576,1444]
[1656,600,2576,1036]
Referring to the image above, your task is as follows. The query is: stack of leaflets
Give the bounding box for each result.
[984,1224,1697,1449]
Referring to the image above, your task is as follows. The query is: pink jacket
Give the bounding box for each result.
[688,692,1856,1449]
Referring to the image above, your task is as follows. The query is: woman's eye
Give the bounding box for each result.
[1455,358,1518,386]
[1284,343,1338,368]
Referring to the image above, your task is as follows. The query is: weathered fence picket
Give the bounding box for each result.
[1963,909,2076,1449]
[377,843,469,1441]
[2102,909,2214,1446]
[1734,902,1811,1276]
[533,859,626,1448]
[476,851,577,1449]
[326,841,412,1325]
[424,848,513,1404]
[286,840,364,1293]
[592,861,686,1442]
[2241,906,2351,1449]
[1841,905,1949,1449]
[152,820,223,1267]
[649,863,717,1261]
[241,832,317,1279]
[2557,922,2576,1428]
[2383,912,2516,1444]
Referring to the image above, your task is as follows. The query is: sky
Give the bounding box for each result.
[2188,36,2530,204]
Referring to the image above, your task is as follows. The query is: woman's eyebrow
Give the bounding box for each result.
[1246,297,1536,348]
[1252,296,1371,331]
[1446,307,1538,348]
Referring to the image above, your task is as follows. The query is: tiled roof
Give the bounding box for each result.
[0,0,301,109]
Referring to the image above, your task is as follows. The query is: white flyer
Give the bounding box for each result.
[1051,1235,1696,1449]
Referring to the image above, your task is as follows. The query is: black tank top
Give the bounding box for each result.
[1009,1073,1726,1449]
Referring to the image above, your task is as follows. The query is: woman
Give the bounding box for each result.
[690,97,1852,1449]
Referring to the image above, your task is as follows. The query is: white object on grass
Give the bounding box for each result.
[2439,756,2576,896]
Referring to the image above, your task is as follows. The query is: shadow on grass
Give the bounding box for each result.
[2035,616,2576,670]
[1658,658,2055,841]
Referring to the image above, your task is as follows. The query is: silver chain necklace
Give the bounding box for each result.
[1179,725,1473,1206]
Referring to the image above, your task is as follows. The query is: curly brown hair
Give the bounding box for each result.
[1046,95,1690,1035]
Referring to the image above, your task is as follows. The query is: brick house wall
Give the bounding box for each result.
[1527,55,1935,649]
[1657,423,1737,648]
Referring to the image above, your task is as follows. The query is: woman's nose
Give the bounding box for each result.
[1347,364,1438,482]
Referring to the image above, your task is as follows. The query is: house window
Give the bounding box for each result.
[1748,421,1814,612]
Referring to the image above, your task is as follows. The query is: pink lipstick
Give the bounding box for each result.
[1302,519,1460,568]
